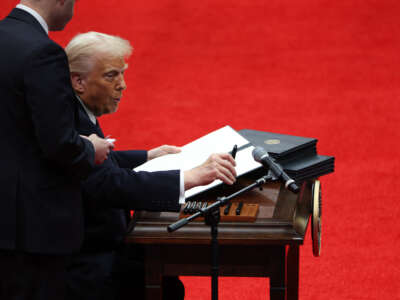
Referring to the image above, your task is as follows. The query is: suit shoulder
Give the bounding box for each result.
[0,21,64,84]
[0,17,62,60]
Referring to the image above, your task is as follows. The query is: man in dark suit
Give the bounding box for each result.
[0,1,113,300]
[64,31,237,300]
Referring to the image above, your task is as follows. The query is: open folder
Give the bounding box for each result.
[133,126,261,199]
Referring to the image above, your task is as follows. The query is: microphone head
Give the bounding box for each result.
[252,146,269,162]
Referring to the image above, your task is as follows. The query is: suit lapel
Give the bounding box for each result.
[94,120,105,138]
[75,100,119,165]
[74,98,106,139]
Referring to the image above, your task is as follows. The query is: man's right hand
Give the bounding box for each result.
[183,153,237,191]
[82,134,114,165]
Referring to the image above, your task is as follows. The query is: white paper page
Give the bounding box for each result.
[134,125,261,198]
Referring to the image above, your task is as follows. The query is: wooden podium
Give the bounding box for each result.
[126,170,315,300]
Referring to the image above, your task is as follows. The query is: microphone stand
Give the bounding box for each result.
[168,174,273,300]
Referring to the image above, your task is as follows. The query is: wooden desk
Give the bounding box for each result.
[126,171,313,300]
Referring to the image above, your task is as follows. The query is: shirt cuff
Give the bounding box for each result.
[179,170,185,204]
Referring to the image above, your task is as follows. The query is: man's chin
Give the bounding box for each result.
[103,107,119,115]
[112,105,119,113]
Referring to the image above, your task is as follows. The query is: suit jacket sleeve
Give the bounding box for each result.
[82,153,181,212]
[112,150,147,169]
[24,42,94,179]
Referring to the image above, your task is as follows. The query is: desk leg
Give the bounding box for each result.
[270,246,286,300]
[144,246,163,300]
[286,245,299,300]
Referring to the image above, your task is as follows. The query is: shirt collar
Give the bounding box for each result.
[16,4,49,34]
[76,95,97,125]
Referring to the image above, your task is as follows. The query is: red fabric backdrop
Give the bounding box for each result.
[2,0,400,298]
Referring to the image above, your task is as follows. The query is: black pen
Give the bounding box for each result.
[196,201,203,211]
[224,202,232,215]
[189,201,197,214]
[231,144,238,159]
[202,202,208,210]
[183,202,191,214]
[236,201,243,215]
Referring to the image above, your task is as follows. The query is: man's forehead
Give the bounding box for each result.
[103,62,128,72]
[93,55,128,71]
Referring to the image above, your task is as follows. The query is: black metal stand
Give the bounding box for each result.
[168,174,273,300]
[204,207,220,300]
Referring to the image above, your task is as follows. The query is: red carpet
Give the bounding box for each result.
[2,0,400,298]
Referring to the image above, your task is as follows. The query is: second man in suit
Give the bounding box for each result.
[64,31,237,300]
[0,1,113,299]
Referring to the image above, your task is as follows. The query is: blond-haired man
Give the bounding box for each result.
[64,31,237,300]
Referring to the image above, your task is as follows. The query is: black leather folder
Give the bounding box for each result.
[239,129,317,162]
[239,129,334,183]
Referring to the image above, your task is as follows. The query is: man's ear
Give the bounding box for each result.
[71,73,86,94]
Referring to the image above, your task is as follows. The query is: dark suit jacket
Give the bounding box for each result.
[74,100,181,251]
[0,9,95,254]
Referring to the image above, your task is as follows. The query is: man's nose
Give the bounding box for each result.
[117,75,127,91]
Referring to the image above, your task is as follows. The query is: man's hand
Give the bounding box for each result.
[184,153,237,190]
[148,145,181,161]
[82,134,114,165]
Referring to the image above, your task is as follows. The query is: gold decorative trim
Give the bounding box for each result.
[264,139,280,145]
[311,180,321,257]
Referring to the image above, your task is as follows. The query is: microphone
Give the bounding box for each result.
[252,146,300,193]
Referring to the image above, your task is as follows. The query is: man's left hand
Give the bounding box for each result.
[148,145,181,161]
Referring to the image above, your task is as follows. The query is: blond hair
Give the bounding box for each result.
[65,31,133,74]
